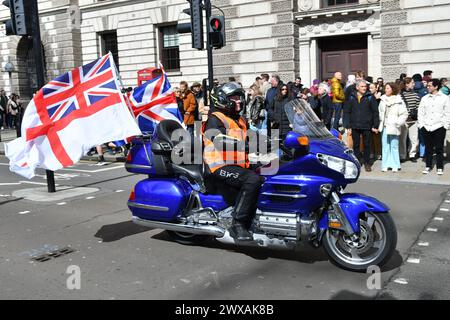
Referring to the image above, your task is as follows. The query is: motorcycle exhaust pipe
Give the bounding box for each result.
[132,216,225,237]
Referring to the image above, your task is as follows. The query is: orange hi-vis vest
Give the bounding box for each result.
[202,112,250,173]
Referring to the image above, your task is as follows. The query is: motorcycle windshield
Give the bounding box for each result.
[284,99,334,140]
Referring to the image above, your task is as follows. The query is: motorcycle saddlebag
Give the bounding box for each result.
[125,136,155,175]
[128,178,191,222]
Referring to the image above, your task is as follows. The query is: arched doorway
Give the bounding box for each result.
[16,37,46,100]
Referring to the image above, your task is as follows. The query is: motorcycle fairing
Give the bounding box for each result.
[319,193,390,233]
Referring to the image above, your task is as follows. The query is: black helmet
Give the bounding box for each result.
[211,82,246,115]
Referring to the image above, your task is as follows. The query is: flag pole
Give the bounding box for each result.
[32,0,56,193]
[110,52,138,122]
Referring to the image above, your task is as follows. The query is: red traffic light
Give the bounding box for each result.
[210,18,221,31]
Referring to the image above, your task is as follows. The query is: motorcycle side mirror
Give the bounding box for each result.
[330,128,342,140]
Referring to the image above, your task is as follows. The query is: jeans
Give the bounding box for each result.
[382,130,401,170]
[332,103,343,130]
[352,129,372,164]
[422,127,446,170]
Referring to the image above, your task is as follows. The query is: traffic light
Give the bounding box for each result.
[209,15,225,49]
[2,0,33,36]
[177,0,204,50]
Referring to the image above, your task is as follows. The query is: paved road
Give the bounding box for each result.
[0,155,448,299]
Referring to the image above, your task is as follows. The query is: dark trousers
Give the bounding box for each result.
[212,165,265,224]
[422,127,446,170]
[352,129,372,164]
[333,103,343,129]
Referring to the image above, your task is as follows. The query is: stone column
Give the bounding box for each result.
[309,38,319,85]
[299,39,311,87]
[380,0,407,81]
[368,32,381,80]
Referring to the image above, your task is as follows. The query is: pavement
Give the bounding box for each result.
[0,129,125,163]
[2,128,449,185]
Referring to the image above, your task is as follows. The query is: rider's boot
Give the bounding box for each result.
[229,219,253,241]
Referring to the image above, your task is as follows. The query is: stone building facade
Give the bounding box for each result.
[0,0,449,100]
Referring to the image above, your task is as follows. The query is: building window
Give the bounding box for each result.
[100,31,119,70]
[323,0,359,7]
[159,24,180,72]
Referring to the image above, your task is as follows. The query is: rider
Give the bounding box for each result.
[202,82,265,241]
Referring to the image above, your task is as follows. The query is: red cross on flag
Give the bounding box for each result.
[4,53,142,179]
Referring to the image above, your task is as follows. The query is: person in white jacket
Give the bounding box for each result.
[378,83,409,172]
[418,79,450,175]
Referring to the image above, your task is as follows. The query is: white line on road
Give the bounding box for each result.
[18,211,30,215]
[427,228,438,232]
[0,162,124,173]
[445,200,450,203]
[0,181,55,186]
[440,208,449,212]
[394,278,409,285]
[418,242,429,247]
[434,217,444,221]
[86,196,95,200]
[406,258,421,264]
[57,202,67,206]
[115,190,124,193]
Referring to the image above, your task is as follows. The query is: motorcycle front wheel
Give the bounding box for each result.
[323,212,397,272]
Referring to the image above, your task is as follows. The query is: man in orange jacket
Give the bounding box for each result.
[203,82,265,241]
[180,81,197,135]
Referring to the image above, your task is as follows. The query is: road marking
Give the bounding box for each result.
[0,162,123,173]
[0,194,11,197]
[115,190,124,193]
[0,181,55,186]
[57,202,67,206]
[418,242,429,247]
[427,228,438,232]
[18,211,30,215]
[86,196,95,200]
[445,200,450,203]
[406,258,421,264]
[434,217,444,221]
[394,278,408,285]
[440,208,449,212]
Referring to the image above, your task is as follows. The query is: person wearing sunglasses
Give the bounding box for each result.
[267,85,293,140]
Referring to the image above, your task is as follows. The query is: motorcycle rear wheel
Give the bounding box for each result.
[166,231,211,245]
[323,212,397,272]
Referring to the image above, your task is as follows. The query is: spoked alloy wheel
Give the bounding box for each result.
[323,212,397,272]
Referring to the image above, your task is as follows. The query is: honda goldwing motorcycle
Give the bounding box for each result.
[125,99,397,272]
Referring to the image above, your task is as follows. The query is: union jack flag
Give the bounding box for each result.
[129,63,183,133]
[5,53,141,178]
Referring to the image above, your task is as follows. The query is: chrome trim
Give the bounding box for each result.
[132,216,225,237]
[262,192,307,199]
[125,163,153,170]
[128,202,169,212]
[330,192,356,237]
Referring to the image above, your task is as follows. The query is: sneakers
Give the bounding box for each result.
[437,169,444,176]
[392,168,398,173]
[364,164,372,172]
[422,168,431,174]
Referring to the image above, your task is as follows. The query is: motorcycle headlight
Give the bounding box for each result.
[316,153,359,179]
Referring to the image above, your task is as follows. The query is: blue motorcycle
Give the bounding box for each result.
[126,100,397,272]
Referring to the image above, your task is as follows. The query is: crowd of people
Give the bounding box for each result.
[2,69,449,174]
[175,70,450,175]
[0,90,24,141]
